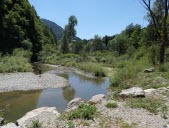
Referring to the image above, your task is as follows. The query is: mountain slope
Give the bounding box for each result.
[41,18,81,41]
[41,19,63,40]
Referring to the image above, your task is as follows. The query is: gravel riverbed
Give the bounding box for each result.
[0,72,68,92]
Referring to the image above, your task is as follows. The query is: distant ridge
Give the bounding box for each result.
[41,18,81,41]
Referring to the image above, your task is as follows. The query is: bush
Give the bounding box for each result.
[110,57,151,89]
[94,69,106,77]
[67,103,97,120]
[158,63,169,72]
[75,62,106,77]
[0,49,32,73]
[106,102,118,108]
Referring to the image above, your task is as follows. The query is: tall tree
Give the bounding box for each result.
[90,35,105,52]
[0,0,56,61]
[60,15,78,53]
[141,0,169,64]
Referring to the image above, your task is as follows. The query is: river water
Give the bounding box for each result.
[0,64,109,122]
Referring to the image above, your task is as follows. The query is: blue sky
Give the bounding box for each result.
[28,0,148,39]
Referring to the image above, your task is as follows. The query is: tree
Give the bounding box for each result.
[60,15,78,53]
[109,34,128,55]
[140,0,169,64]
[90,35,105,52]
[0,0,56,61]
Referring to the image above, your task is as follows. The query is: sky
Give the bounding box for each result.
[28,0,148,40]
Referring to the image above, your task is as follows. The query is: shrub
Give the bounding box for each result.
[0,49,32,73]
[94,69,106,77]
[76,62,106,77]
[68,103,97,120]
[158,63,169,72]
[106,102,118,108]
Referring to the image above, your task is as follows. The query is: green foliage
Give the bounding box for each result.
[0,0,56,61]
[110,57,150,89]
[158,63,169,72]
[94,69,106,77]
[0,49,32,73]
[108,34,128,55]
[105,102,118,108]
[67,103,97,120]
[30,120,42,128]
[60,16,78,53]
[90,35,105,52]
[76,62,106,77]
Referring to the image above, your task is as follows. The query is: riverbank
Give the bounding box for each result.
[44,63,107,79]
[0,72,68,92]
[1,89,169,128]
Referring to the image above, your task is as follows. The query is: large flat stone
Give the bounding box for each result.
[89,94,105,104]
[17,107,60,128]
[120,87,145,97]
[0,123,18,128]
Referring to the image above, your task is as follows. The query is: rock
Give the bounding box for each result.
[0,118,4,125]
[66,98,84,112]
[144,88,157,94]
[120,87,145,97]
[157,87,168,92]
[144,67,155,73]
[16,107,60,128]
[0,123,18,128]
[89,94,105,104]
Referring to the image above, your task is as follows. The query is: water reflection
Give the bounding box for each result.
[32,63,54,75]
[35,72,109,113]
[36,88,68,112]
[0,91,41,122]
[62,86,76,102]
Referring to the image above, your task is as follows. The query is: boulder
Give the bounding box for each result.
[0,123,18,128]
[144,88,157,94]
[0,118,4,125]
[89,94,105,104]
[120,87,145,97]
[16,107,60,128]
[144,67,155,73]
[66,98,84,112]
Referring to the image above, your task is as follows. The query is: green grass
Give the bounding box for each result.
[106,102,118,108]
[126,98,163,114]
[67,103,97,120]
[110,57,151,89]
